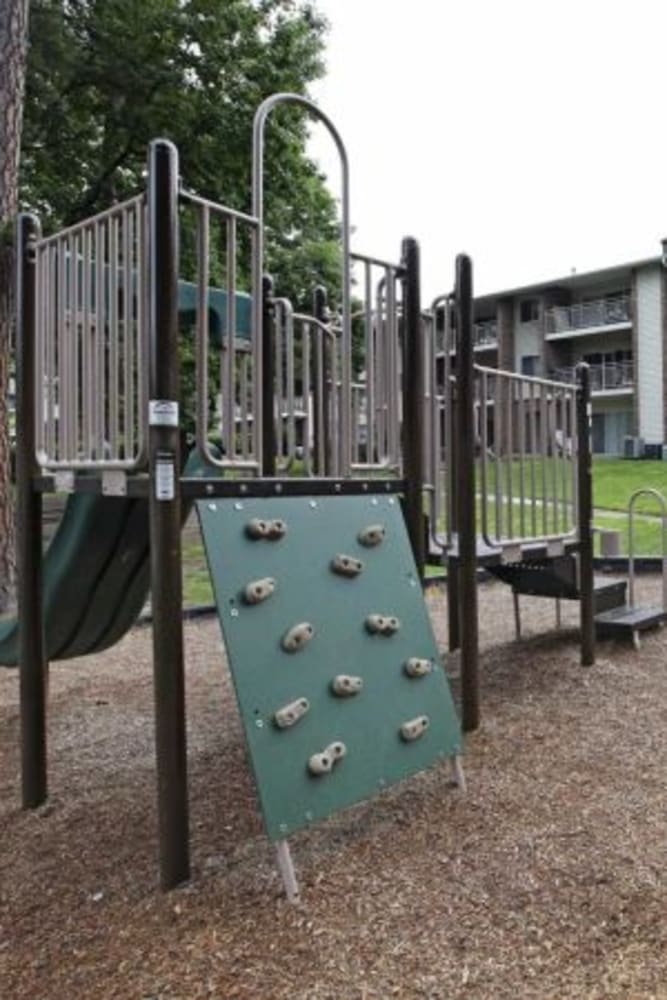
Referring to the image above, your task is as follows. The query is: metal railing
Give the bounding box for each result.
[550,360,634,392]
[545,293,631,335]
[475,366,578,547]
[270,254,404,477]
[180,188,261,471]
[35,194,148,469]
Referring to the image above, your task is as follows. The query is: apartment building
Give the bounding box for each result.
[470,244,667,455]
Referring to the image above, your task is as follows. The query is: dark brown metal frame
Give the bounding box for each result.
[16,213,47,808]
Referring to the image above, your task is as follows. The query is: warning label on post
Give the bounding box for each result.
[155,456,175,501]
[149,399,179,427]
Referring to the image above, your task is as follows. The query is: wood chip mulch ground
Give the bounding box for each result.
[2,575,667,1000]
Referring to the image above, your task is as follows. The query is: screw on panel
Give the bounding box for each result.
[208,503,217,511]
[279,823,288,835]
[334,483,341,492]
[371,498,378,506]
[255,719,264,728]
[230,608,239,618]
[205,484,214,495]
[240,483,248,493]
[305,811,313,821]
[378,778,386,788]
[274,483,283,493]
[388,498,395,505]
[362,482,368,491]
[234,502,244,511]
[309,500,318,509]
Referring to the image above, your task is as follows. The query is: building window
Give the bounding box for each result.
[521,355,540,376]
[520,298,540,323]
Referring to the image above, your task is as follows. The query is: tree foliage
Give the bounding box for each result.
[21,0,342,307]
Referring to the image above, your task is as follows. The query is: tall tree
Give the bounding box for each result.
[21,0,341,304]
[0,0,29,609]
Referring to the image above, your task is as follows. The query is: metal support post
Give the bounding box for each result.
[148,139,190,889]
[576,362,595,666]
[456,254,480,731]
[16,213,48,808]
[401,237,425,577]
[261,274,276,476]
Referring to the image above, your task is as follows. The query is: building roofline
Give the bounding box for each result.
[474,254,663,308]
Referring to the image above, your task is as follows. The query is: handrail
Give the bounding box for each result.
[627,488,667,611]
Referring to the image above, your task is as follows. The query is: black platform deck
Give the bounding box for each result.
[594,604,667,637]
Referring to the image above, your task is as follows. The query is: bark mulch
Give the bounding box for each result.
[2,575,667,999]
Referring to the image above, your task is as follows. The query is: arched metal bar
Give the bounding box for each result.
[252,93,352,474]
[627,488,667,611]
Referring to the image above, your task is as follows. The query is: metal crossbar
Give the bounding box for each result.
[35,194,148,470]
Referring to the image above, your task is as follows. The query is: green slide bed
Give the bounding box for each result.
[0,451,216,668]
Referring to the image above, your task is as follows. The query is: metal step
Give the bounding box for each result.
[595,604,667,643]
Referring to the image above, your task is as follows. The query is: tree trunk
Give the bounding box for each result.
[0,0,29,610]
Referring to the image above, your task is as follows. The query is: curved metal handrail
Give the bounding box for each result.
[627,488,667,611]
[252,93,352,473]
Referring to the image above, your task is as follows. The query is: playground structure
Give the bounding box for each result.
[10,92,603,894]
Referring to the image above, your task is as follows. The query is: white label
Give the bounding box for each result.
[149,399,179,427]
[155,459,175,501]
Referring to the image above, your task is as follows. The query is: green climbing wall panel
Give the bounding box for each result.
[197,495,461,841]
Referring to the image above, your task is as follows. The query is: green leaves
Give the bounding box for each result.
[21,0,341,309]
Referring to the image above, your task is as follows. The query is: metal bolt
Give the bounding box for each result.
[275,483,283,493]
[305,811,313,821]
[378,778,386,788]
[371,498,378,506]
[309,500,318,509]
[334,483,341,493]
[205,484,214,495]
[207,503,217,511]
[255,718,264,729]
[234,502,243,511]
[240,483,248,493]
[362,482,369,491]
[230,608,239,618]
[388,498,395,506]
[279,823,288,834]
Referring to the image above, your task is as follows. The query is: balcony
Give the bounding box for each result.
[545,294,632,339]
[550,360,634,394]
[473,319,498,350]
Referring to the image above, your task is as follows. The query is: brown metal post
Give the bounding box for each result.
[16,213,48,807]
[261,274,276,476]
[147,140,190,889]
[576,362,595,666]
[401,237,425,577]
[456,254,480,731]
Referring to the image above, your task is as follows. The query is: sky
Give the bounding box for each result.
[307,0,667,301]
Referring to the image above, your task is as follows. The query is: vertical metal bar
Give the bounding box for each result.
[285,304,296,462]
[493,374,501,541]
[302,321,311,475]
[196,206,210,452]
[560,390,569,531]
[69,231,79,458]
[223,216,236,462]
[313,287,330,475]
[109,216,119,458]
[16,213,47,808]
[529,379,537,536]
[479,370,489,542]
[94,220,105,460]
[401,237,425,575]
[576,362,595,667]
[123,208,133,459]
[364,262,375,463]
[443,300,454,544]
[275,295,284,465]
[550,390,559,534]
[147,139,189,890]
[540,384,548,535]
[45,245,56,461]
[240,352,250,459]
[57,237,67,460]
[261,274,275,475]
[35,246,45,459]
[505,374,513,539]
[456,254,480,731]
[517,378,526,538]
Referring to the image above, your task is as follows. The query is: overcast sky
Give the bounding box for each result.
[307,0,667,301]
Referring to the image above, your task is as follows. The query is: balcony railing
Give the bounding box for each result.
[545,294,631,335]
[473,319,498,348]
[550,360,634,392]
